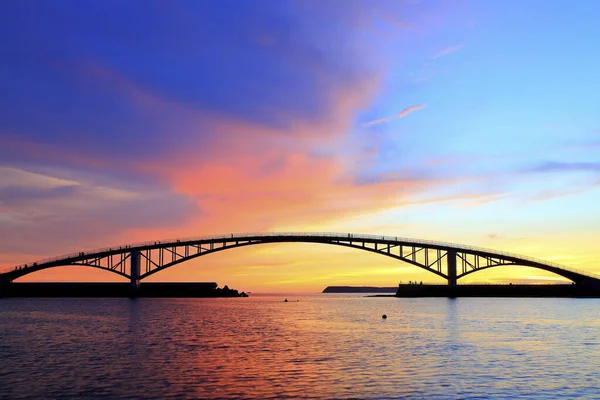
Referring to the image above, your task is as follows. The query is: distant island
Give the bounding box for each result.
[1,282,248,298]
[322,286,398,293]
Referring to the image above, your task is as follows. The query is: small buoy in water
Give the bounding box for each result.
[382,314,387,319]
[284,298,288,302]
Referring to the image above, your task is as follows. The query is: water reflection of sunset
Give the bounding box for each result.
[3,296,598,398]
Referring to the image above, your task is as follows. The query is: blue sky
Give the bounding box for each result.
[0,0,598,290]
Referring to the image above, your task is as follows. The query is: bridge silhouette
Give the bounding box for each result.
[2,232,600,294]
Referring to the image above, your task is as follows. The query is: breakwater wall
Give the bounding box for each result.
[1,282,247,298]
[395,284,600,298]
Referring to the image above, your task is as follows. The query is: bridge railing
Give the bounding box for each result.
[3,232,599,279]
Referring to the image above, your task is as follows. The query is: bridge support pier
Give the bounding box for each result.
[447,250,457,288]
[129,250,140,298]
[0,279,8,298]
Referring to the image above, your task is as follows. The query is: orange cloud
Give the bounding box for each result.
[141,149,436,236]
[123,77,442,245]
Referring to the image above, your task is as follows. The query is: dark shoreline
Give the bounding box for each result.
[0,283,247,298]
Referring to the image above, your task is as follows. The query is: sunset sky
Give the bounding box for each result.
[1,0,599,292]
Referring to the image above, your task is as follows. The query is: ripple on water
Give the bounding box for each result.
[1,296,600,399]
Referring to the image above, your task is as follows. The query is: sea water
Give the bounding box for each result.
[1,295,599,399]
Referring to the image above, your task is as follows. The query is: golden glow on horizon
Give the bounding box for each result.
[11,232,599,293]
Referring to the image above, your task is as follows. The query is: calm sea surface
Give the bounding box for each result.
[0,295,599,399]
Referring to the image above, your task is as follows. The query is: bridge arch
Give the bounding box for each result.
[1,232,597,289]
[136,239,449,281]
[9,263,131,282]
[457,262,580,283]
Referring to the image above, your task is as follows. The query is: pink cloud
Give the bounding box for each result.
[127,84,439,237]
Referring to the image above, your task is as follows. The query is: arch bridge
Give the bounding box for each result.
[2,232,599,292]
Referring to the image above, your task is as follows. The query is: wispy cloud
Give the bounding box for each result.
[0,166,196,256]
[363,104,427,127]
[429,44,464,60]
[526,161,600,173]
[564,139,600,151]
